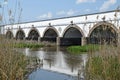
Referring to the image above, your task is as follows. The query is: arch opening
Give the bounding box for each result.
[61,27,83,46]
[42,28,58,42]
[6,31,13,39]
[16,30,25,40]
[28,29,40,41]
[89,24,118,44]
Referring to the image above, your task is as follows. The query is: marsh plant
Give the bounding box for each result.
[0,36,27,80]
[85,44,120,80]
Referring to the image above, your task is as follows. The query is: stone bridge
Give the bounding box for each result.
[4,10,120,46]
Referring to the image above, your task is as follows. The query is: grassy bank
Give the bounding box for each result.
[67,44,99,54]
[13,41,57,48]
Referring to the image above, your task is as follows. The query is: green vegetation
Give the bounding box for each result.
[14,42,44,48]
[85,55,120,80]
[67,44,120,79]
[85,45,120,80]
[67,44,99,54]
[67,44,120,80]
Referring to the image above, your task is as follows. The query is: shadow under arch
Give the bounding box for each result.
[42,27,59,42]
[61,24,85,46]
[88,21,118,44]
[16,29,25,40]
[27,28,40,41]
[6,30,14,39]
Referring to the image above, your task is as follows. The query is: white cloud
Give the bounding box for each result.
[67,9,75,16]
[37,12,52,19]
[76,0,96,4]
[100,0,117,12]
[56,11,66,15]
[56,9,76,16]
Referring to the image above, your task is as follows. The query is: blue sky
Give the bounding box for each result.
[0,0,120,24]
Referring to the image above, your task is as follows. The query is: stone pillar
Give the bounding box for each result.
[56,37,60,46]
[38,37,41,42]
[81,37,86,46]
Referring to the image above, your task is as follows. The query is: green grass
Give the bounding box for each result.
[85,44,120,80]
[86,55,120,80]
[67,44,99,54]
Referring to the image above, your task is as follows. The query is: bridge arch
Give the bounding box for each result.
[62,24,85,37]
[88,21,118,44]
[27,28,40,40]
[16,29,25,40]
[42,27,59,42]
[61,24,84,46]
[6,30,14,39]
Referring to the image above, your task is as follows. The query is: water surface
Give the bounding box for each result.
[18,47,87,80]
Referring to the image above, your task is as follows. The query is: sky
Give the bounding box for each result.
[0,0,120,24]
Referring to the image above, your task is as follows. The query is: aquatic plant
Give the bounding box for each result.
[67,44,99,54]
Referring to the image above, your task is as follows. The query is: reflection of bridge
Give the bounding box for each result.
[4,10,120,46]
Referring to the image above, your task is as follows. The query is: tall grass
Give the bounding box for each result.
[85,44,120,80]
[0,36,27,80]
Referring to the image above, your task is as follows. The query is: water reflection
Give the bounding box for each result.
[18,47,87,77]
[43,51,56,68]
[64,54,82,72]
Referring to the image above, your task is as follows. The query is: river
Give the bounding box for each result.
[18,47,88,80]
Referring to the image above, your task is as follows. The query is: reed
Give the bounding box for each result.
[0,36,27,80]
[85,44,120,80]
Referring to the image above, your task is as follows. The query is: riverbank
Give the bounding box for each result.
[0,37,44,80]
[66,44,120,80]
[24,57,43,80]
[13,41,56,48]
[14,42,44,48]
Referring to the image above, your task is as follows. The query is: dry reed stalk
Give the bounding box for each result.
[85,44,120,80]
[0,36,27,80]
